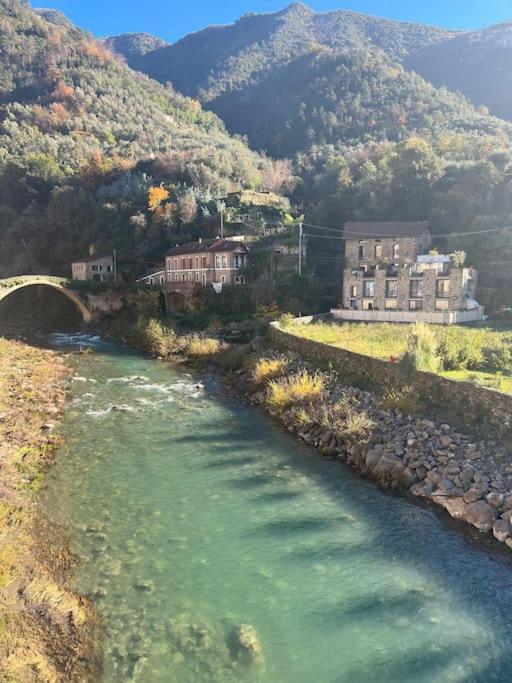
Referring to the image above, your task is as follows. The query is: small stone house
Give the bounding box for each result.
[338,222,483,323]
[164,239,249,295]
[71,254,114,283]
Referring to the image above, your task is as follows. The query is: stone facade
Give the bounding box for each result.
[341,223,479,320]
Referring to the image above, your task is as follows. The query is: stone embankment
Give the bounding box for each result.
[231,347,512,552]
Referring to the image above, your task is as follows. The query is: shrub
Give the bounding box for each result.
[255,302,280,323]
[435,327,484,370]
[252,357,289,384]
[325,399,374,445]
[490,343,512,372]
[185,335,221,357]
[399,323,442,376]
[380,383,421,414]
[267,370,324,409]
[137,318,180,358]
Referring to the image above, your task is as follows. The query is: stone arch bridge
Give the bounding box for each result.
[0,276,92,323]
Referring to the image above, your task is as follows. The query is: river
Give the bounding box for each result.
[43,334,512,682]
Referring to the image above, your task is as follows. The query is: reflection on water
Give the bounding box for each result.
[44,335,512,682]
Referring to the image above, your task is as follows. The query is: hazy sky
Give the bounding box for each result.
[32,0,512,42]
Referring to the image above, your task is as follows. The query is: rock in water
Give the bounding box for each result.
[230,624,264,666]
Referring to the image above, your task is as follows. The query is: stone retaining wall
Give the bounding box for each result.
[269,322,512,439]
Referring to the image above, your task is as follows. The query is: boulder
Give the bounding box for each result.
[493,519,511,543]
[230,624,263,666]
[434,496,467,520]
[464,501,496,532]
[365,447,383,470]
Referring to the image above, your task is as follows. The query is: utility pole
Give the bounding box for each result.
[220,205,224,239]
[113,249,117,284]
[298,222,303,276]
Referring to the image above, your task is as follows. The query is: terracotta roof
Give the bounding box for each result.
[344,221,430,238]
[165,239,249,256]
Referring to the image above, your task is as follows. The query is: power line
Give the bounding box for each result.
[303,221,512,240]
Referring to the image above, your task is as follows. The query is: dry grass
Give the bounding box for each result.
[0,337,99,680]
[251,357,289,384]
[267,370,325,409]
[185,335,221,357]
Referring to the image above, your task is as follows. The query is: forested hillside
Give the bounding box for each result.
[406,22,512,122]
[0,0,276,276]
[103,33,168,66]
[126,3,510,159]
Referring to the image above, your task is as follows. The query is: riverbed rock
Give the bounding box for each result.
[464,501,496,532]
[230,624,264,666]
[433,496,467,520]
[493,519,512,543]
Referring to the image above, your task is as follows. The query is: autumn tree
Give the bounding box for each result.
[148,186,170,212]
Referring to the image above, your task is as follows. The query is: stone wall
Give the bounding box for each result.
[269,322,512,439]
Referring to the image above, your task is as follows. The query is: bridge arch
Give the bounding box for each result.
[0,277,92,323]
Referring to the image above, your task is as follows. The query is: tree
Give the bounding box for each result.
[148,186,170,212]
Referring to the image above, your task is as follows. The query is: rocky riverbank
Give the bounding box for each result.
[226,345,512,552]
[0,337,99,681]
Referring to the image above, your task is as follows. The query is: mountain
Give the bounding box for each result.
[131,3,454,99]
[0,0,263,183]
[125,3,511,157]
[103,33,168,65]
[406,22,512,121]
[0,0,275,276]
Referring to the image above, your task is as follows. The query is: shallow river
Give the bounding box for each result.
[44,334,512,682]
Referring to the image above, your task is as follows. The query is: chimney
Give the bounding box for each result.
[199,237,202,244]
[88,244,96,257]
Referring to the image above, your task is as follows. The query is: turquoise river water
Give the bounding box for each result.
[43,334,512,682]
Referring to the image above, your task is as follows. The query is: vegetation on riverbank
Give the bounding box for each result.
[0,337,99,681]
[282,319,512,393]
[231,345,512,551]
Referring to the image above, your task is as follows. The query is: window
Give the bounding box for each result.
[363,281,375,298]
[174,259,178,270]
[221,275,226,284]
[195,257,199,268]
[92,265,98,271]
[188,258,193,269]
[393,243,400,260]
[201,273,206,286]
[436,299,449,311]
[386,280,398,298]
[385,299,397,310]
[182,274,186,282]
[215,255,221,268]
[410,280,423,298]
[350,299,357,310]
[358,241,365,260]
[160,276,164,285]
[182,258,186,269]
[375,244,382,259]
[107,265,111,272]
[362,300,374,310]
[149,278,154,285]
[188,272,193,282]
[222,255,227,268]
[174,273,179,282]
[437,280,450,298]
[201,256,207,269]
[409,300,423,311]
[195,272,200,282]
[351,285,357,297]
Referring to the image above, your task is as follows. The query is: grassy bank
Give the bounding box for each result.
[0,338,99,681]
[282,319,512,394]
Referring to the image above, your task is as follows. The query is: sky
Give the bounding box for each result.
[32,0,512,42]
